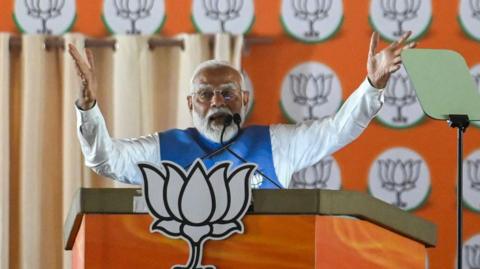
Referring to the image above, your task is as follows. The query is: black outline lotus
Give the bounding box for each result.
[384,73,417,123]
[289,73,333,121]
[377,159,422,208]
[291,0,333,38]
[380,0,421,37]
[24,0,66,34]
[291,159,333,189]
[113,0,155,34]
[202,0,244,32]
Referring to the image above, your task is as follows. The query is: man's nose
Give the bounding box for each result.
[210,91,226,107]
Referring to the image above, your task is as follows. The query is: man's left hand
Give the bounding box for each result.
[367,31,416,89]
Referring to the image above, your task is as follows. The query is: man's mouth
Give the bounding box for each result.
[208,112,230,125]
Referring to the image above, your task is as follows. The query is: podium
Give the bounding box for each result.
[65,188,436,269]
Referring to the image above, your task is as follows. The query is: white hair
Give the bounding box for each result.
[189,60,246,94]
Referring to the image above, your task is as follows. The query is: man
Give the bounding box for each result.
[69,32,415,188]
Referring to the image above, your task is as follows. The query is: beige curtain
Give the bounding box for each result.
[2,33,242,269]
[214,33,244,70]
[177,34,211,128]
[18,35,63,269]
[0,33,10,269]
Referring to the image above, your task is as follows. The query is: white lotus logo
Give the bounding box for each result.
[139,160,256,269]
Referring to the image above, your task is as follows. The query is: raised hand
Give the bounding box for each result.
[68,44,97,110]
[367,31,416,89]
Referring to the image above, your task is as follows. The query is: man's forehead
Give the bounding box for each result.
[193,65,242,83]
[195,82,238,88]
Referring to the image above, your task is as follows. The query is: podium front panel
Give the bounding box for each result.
[72,214,425,269]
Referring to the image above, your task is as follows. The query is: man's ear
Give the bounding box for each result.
[242,90,249,107]
[187,95,193,111]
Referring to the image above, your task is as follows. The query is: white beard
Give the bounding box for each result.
[192,107,245,143]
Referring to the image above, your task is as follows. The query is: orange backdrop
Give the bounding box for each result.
[2,1,480,268]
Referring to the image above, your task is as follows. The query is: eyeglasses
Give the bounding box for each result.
[192,87,241,103]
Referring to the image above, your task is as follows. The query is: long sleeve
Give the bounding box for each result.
[75,103,160,185]
[270,78,384,188]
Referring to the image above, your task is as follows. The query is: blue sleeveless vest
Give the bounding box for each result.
[159,126,281,189]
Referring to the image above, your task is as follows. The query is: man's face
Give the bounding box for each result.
[188,66,249,141]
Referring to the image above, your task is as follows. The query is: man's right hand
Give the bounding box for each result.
[68,44,97,110]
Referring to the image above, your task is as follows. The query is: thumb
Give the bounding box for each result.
[368,32,379,59]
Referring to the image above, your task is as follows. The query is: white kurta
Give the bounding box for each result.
[76,78,383,188]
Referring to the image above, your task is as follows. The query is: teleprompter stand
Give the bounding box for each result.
[402,49,480,269]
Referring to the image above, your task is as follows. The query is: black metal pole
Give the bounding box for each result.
[457,126,463,269]
[448,114,469,269]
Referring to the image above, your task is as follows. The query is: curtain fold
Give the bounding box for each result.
[19,35,63,269]
[214,33,243,70]
[214,33,231,62]
[231,35,244,70]
[0,33,10,269]
[177,34,210,129]
[113,35,149,138]
[147,39,181,130]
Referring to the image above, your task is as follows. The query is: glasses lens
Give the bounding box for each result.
[194,87,240,102]
[221,89,237,101]
[197,89,214,102]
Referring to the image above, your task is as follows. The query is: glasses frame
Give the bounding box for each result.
[191,84,243,103]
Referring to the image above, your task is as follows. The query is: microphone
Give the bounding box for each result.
[220,114,233,145]
[183,114,236,169]
[184,113,284,189]
[233,113,241,127]
[224,113,284,189]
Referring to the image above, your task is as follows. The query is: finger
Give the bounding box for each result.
[369,32,379,58]
[73,61,86,78]
[393,56,402,65]
[389,64,401,73]
[395,31,412,47]
[393,41,417,55]
[74,62,85,78]
[75,66,82,77]
[404,41,417,49]
[68,44,90,75]
[68,43,83,62]
[85,48,95,71]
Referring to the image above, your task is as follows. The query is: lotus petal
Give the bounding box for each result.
[403,160,413,180]
[223,164,255,221]
[385,159,395,182]
[305,74,317,99]
[410,160,422,183]
[377,160,387,183]
[182,224,211,243]
[208,163,230,222]
[152,219,182,236]
[211,222,242,238]
[164,162,186,220]
[393,160,406,184]
[180,162,214,224]
[138,163,170,218]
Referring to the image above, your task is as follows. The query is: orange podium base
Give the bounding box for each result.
[72,214,426,269]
